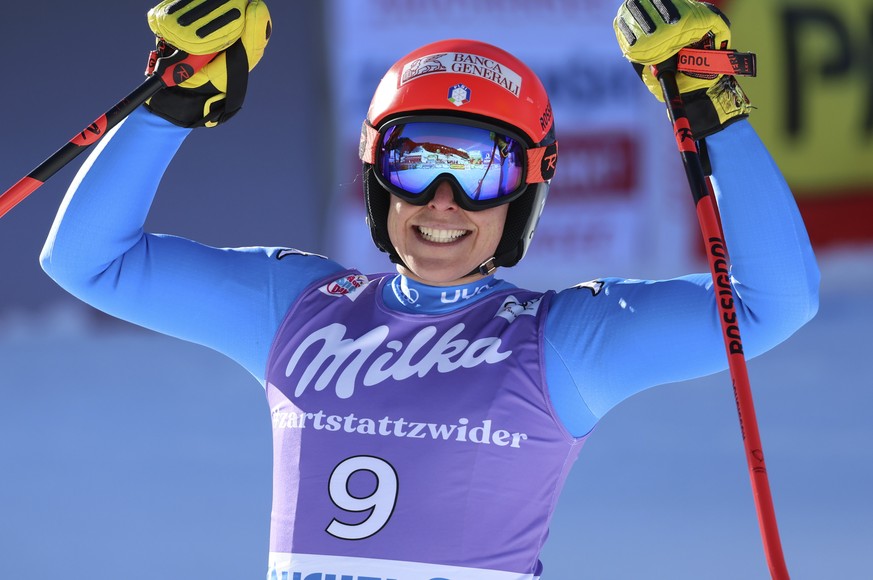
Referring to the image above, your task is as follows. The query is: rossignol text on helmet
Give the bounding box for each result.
[359,38,558,275]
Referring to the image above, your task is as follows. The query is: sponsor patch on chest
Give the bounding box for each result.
[319,274,370,301]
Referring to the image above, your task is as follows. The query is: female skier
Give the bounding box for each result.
[41,0,819,578]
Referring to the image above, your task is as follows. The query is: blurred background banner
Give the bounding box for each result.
[324,0,699,288]
[725,0,873,246]
[324,0,873,285]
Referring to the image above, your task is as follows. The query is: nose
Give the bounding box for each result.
[429,181,459,211]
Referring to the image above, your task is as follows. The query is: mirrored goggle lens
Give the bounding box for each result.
[378,122,525,203]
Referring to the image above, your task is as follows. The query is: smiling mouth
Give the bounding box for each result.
[417,226,469,244]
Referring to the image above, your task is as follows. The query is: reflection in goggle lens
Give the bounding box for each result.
[379,122,525,203]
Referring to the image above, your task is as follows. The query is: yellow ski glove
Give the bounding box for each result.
[145,0,271,127]
[614,0,751,138]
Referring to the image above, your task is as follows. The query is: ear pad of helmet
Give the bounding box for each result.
[364,164,400,264]
[493,186,537,268]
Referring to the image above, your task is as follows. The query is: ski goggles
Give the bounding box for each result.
[360,117,557,211]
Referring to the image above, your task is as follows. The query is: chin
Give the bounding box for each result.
[398,262,481,286]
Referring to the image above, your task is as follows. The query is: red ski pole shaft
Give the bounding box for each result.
[0,47,216,219]
[0,77,163,219]
[654,60,790,580]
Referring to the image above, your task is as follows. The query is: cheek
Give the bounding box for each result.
[386,207,399,245]
[481,205,509,244]
[386,199,408,247]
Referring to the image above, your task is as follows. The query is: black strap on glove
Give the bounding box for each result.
[146,38,249,127]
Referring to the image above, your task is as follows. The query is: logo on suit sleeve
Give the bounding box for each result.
[572,280,604,296]
[496,296,542,322]
[277,248,327,260]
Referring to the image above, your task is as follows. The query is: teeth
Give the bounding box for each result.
[418,226,468,243]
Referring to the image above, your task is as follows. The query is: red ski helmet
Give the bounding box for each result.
[359,38,558,274]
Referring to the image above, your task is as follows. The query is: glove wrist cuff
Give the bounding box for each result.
[683,76,752,139]
[144,39,250,129]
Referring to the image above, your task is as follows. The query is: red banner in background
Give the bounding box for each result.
[796,193,873,247]
[548,133,638,199]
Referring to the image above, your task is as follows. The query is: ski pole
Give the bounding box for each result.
[653,54,789,580]
[0,43,216,219]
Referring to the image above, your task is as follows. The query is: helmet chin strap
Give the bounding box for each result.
[477,257,497,277]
